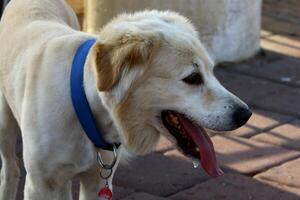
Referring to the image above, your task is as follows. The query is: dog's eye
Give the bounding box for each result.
[182,72,203,85]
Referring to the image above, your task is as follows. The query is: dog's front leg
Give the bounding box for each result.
[78,166,104,200]
[0,91,20,200]
[23,148,74,200]
[24,175,73,200]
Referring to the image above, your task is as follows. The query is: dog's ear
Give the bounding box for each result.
[92,32,160,91]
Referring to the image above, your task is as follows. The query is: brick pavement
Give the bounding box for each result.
[171,173,300,200]
[3,0,300,199]
[252,120,300,151]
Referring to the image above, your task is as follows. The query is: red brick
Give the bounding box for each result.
[253,85,300,117]
[262,16,300,37]
[261,35,300,58]
[215,70,279,105]
[120,192,170,200]
[212,135,300,175]
[170,173,300,200]
[252,120,300,151]
[257,179,300,197]
[164,135,300,176]
[217,63,300,117]
[263,0,300,24]
[114,186,135,200]
[235,58,300,86]
[255,158,300,189]
[114,153,209,196]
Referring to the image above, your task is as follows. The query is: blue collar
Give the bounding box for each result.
[70,39,116,151]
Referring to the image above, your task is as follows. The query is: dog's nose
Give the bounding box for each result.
[232,106,252,127]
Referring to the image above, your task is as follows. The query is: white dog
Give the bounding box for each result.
[0,0,251,199]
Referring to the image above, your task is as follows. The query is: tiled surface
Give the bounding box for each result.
[253,85,300,117]
[256,179,300,197]
[223,58,300,87]
[113,153,209,196]
[120,192,170,200]
[170,173,300,200]
[212,135,300,175]
[215,70,281,105]
[263,0,300,23]
[255,158,300,189]
[261,35,300,58]
[252,120,300,151]
[262,15,300,37]
[114,186,135,200]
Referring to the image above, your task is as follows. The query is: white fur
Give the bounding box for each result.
[0,1,249,199]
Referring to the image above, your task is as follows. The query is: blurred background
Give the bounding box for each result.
[1,0,300,199]
[67,0,262,63]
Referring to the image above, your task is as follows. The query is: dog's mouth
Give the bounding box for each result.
[161,110,224,177]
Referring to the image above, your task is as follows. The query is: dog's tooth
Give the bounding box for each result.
[192,159,200,169]
[170,114,179,125]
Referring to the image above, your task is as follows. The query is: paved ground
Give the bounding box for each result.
[5,0,300,199]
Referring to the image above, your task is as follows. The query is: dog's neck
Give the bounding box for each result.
[83,59,121,145]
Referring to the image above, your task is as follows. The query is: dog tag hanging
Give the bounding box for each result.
[97,145,118,200]
[98,181,113,200]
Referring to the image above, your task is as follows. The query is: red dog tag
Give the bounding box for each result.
[98,186,113,200]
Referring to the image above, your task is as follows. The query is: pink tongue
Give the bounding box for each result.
[179,116,224,177]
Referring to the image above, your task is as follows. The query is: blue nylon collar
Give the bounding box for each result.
[70,39,115,151]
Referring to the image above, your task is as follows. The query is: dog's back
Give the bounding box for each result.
[0,0,79,28]
[0,0,83,120]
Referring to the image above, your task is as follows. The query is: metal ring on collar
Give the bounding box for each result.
[97,144,118,170]
[100,168,113,180]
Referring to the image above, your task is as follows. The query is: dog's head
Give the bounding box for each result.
[91,11,251,176]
